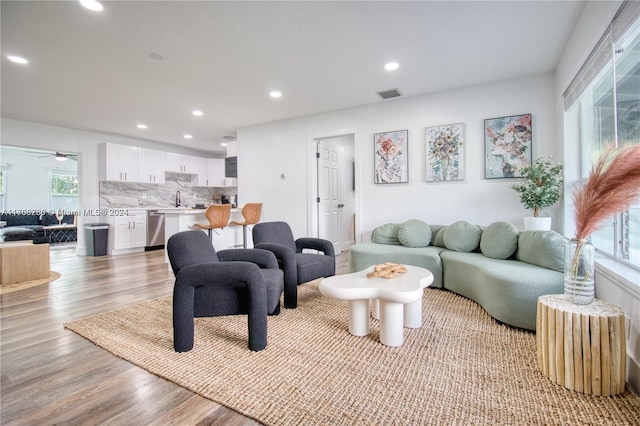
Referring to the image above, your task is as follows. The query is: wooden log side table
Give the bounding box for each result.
[536,294,626,396]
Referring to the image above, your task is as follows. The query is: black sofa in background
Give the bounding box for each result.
[0,212,77,243]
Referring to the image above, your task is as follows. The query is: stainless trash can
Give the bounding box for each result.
[85,223,109,256]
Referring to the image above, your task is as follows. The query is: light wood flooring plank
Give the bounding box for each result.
[1,244,348,425]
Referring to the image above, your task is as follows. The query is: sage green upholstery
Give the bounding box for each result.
[441,251,563,330]
[398,219,432,247]
[349,243,445,288]
[349,222,565,331]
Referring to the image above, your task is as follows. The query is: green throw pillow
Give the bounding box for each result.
[480,221,519,259]
[443,221,482,252]
[429,225,446,246]
[516,230,566,272]
[371,223,402,245]
[398,219,432,247]
[432,226,448,248]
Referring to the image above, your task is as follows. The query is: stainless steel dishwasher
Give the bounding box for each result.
[146,210,165,248]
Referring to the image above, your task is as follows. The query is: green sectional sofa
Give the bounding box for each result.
[349,220,566,331]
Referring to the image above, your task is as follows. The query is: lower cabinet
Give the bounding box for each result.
[112,210,147,252]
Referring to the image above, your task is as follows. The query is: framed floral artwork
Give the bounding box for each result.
[484,113,532,179]
[374,130,408,184]
[426,123,465,182]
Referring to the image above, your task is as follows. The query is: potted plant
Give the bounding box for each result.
[510,157,563,230]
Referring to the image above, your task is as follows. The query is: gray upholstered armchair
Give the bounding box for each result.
[252,221,335,309]
[167,230,284,352]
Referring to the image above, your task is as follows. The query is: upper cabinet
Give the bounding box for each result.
[165,153,199,174]
[100,143,228,185]
[138,148,165,184]
[194,158,225,187]
[102,143,138,182]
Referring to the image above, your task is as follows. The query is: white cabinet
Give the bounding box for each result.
[165,153,199,174]
[103,144,138,182]
[113,210,147,251]
[209,158,225,186]
[195,158,209,186]
[194,158,225,187]
[138,148,165,184]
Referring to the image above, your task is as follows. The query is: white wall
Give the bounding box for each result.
[554,0,640,394]
[238,73,558,240]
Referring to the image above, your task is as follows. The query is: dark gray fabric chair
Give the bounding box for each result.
[252,221,335,309]
[167,230,284,352]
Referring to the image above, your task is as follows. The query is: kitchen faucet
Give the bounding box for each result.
[175,191,181,207]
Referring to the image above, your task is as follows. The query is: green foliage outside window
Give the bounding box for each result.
[51,174,78,195]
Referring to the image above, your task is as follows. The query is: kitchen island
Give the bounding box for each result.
[158,207,245,268]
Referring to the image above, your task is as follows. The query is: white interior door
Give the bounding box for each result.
[318,139,341,253]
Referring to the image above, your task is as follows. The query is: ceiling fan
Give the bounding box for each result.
[26,150,78,162]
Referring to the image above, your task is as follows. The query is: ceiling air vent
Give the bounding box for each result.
[376,88,402,100]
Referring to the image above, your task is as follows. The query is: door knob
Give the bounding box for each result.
[338,203,345,208]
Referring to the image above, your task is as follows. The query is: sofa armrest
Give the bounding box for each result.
[296,237,335,257]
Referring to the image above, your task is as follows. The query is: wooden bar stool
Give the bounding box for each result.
[230,203,262,248]
[192,204,232,242]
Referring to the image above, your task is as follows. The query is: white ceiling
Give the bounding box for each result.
[1,1,585,154]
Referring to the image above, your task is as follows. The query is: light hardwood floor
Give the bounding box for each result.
[0,245,348,425]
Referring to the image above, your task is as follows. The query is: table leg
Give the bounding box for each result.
[379,300,404,347]
[348,299,370,336]
[404,297,423,328]
[371,299,380,320]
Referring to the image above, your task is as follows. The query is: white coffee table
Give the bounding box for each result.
[319,265,433,347]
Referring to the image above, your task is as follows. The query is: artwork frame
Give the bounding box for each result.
[425,122,465,183]
[374,129,408,184]
[484,113,532,179]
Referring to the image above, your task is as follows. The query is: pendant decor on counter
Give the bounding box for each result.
[564,238,594,305]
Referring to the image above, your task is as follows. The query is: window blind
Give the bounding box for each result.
[562,1,639,111]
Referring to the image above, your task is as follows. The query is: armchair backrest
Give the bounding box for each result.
[167,230,219,275]
[252,221,296,252]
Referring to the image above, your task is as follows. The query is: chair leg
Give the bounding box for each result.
[242,225,248,248]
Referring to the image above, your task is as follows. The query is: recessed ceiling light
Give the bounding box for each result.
[192,110,203,117]
[270,91,282,98]
[79,0,103,12]
[184,134,193,139]
[136,124,147,129]
[385,62,399,71]
[220,142,228,147]
[7,55,28,64]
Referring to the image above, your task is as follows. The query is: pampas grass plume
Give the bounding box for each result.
[573,144,640,240]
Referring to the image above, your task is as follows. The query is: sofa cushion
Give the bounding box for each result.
[371,223,402,245]
[516,230,566,272]
[480,221,519,259]
[444,221,482,252]
[432,226,448,248]
[0,227,36,242]
[398,219,432,248]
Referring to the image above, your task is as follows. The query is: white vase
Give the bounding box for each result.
[523,216,551,231]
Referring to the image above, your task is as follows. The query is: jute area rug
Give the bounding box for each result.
[0,271,61,295]
[65,281,640,425]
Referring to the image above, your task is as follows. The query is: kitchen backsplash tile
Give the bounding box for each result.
[100,174,236,208]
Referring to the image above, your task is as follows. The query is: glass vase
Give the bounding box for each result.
[564,238,595,305]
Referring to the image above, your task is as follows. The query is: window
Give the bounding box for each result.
[0,170,5,210]
[50,171,78,211]
[564,1,640,269]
